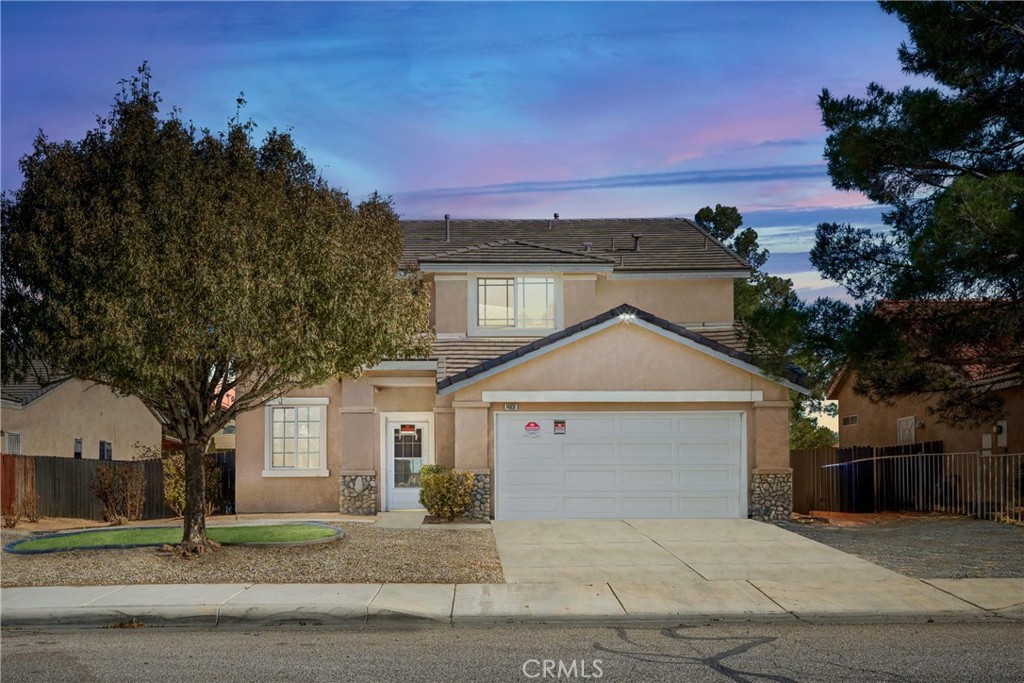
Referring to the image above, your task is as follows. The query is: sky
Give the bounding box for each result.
[1,1,920,302]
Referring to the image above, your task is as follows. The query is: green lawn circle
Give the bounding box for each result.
[4,523,343,554]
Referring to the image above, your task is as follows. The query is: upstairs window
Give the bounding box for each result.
[99,440,112,460]
[476,277,556,330]
[5,432,21,455]
[841,415,859,427]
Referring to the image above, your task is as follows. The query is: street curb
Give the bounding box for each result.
[1,606,1014,630]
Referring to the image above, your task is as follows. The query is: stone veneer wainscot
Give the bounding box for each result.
[339,472,377,515]
[749,470,793,521]
[464,472,491,521]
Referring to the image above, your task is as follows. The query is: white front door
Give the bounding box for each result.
[385,419,430,510]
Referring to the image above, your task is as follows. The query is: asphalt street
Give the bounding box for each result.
[1,621,1021,682]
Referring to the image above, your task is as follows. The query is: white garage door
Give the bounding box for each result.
[495,412,745,520]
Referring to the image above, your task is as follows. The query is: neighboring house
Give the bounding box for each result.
[828,371,1022,454]
[212,422,236,451]
[0,363,161,460]
[161,422,235,453]
[235,217,810,520]
[827,299,1022,455]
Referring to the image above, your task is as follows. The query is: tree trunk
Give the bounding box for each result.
[180,437,216,555]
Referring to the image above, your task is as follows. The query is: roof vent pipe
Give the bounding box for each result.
[444,214,451,242]
[632,233,644,251]
[582,242,593,252]
[703,236,708,250]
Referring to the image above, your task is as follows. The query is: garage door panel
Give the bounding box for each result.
[502,496,562,517]
[502,469,565,488]
[677,443,736,463]
[622,469,678,488]
[677,415,738,436]
[563,443,615,462]
[496,412,744,520]
[500,443,563,463]
[559,418,616,437]
[678,466,739,489]
[677,495,739,517]
[621,443,674,462]
[564,496,620,516]
[622,496,675,516]
[619,417,676,435]
[564,469,618,489]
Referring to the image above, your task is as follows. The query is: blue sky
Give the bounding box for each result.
[1,1,918,300]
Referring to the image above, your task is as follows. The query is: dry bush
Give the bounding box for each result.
[419,464,474,521]
[90,464,145,525]
[2,495,40,528]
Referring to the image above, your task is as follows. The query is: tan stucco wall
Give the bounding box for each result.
[235,381,345,513]
[834,375,1024,453]
[594,278,734,324]
[453,323,785,400]
[563,277,598,326]
[0,380,160,460]
[434,278,468,334]
[448,322,791,483]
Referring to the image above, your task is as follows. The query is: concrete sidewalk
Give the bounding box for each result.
[2,578,1021,628]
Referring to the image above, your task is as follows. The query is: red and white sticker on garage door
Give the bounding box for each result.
[523,421,541,437]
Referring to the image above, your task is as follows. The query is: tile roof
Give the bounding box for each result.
[434,304,807,392]
[856,299,1021,388]
[430,326,746,383]
[419,239,616,265]
[402,218,749,272]
[431,338,540,380]
[1,361,69,407]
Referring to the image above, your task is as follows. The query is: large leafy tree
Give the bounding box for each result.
[1,66,430,553]
[812,2,1023,426]
[694,205,838,448]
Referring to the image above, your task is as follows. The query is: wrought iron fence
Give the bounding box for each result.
[818,452,1023,523]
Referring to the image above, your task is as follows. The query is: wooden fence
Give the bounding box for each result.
[1,451,235,521]
[791,441,944,514]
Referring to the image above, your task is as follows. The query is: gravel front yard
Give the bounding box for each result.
[0,524,504,587]
[778,515,1024,579]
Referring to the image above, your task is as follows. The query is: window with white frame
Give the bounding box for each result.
[476,276,556,330]
[5,432,21,455]
[263,398,329,477]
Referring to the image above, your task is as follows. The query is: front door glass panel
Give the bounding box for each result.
[393,425,423,488]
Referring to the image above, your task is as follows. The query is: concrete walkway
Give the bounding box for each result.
[1,578,1020,628]
[373,512,426,529]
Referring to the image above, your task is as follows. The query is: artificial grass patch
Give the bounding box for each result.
[7,524,339,553]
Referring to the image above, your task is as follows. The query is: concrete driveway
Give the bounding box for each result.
[492,519,905,583]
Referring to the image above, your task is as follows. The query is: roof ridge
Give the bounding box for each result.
[682,219,750,269]
[513,239,616,262]
[420,239,515,259]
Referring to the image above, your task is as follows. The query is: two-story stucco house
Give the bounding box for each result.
[235,217,810,520]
